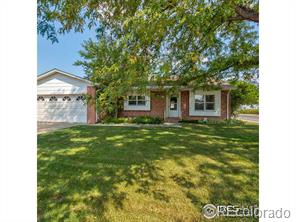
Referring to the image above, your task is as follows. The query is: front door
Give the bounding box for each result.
[168,95,179,117]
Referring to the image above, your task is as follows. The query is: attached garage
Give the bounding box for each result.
[37,69,93,123]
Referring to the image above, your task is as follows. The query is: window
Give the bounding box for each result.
[205,95,215,110]
[37,96,44,101]
[124,94,150,111]
[49,96,58,102]
[63,96,71,101]
[137,96,146,105]
[128,96,137,105]
[194,94,215,111]
[76,95,86,101]
[128,95,146,106]
[170,96,178,110]
[194,95,204,110]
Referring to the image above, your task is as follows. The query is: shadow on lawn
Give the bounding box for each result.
[38,124,259,221]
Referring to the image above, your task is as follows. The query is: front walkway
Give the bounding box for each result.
[37,122,80,134]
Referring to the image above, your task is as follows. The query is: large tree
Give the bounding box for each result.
[230,80,259,113]
[38,0,259,116]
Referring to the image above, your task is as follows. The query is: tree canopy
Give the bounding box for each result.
[230,80,259,113]
[38,0,259,116]
[38,0,258,81]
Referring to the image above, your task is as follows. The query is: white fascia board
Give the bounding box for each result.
[37,68,92,85]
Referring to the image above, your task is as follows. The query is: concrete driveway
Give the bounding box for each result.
[237,114,259,123]
[37,122,80,134]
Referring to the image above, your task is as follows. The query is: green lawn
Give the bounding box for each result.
[38,123,259,222]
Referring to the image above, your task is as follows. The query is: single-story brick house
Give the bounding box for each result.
[37,69,233,124]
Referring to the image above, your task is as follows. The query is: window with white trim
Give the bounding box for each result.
[128,95,146,106]
[194,94,215,111]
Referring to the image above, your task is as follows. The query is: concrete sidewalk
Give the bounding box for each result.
[237,114,259,123]
[37,122,80,134]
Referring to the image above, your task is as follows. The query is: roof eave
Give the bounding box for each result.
[37,68,92,84]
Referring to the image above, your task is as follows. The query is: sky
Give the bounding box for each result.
[37,28,97,77]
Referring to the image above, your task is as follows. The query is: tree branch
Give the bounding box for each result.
[234,5,259,23]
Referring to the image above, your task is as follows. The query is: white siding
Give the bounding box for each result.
[37,72,90,123]
[189,90,221,116]
[37,73,89,95]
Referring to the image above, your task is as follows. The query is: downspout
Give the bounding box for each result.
[226,89,231,119]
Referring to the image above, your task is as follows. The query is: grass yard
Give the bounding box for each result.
[38,123,259,222]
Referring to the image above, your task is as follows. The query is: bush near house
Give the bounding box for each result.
[133,116,163,124]
[179,119,244,125]
[101,116,163,124]
[101,117,131,124]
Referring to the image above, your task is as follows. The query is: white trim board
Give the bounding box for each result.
[37,68,91,84]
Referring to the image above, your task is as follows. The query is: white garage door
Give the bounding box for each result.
[37,95,87,123]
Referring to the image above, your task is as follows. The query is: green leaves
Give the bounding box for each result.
[38,0,259,117]
[75,36,151,118]
[231,80,259,112]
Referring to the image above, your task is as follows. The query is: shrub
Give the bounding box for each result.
[101,117,131,124]
[132,116,163,124]
[179,119,244,125]
[179,119,208,124]
[101,116,163,124]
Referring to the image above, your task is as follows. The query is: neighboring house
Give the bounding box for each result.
[37,69,233,123]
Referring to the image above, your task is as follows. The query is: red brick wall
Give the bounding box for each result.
[221,90,229,119]
[180,91,189,119]
[87,86,97,124]
[118,91,166,118]
[180,90,230,120]
[118,90,231,120]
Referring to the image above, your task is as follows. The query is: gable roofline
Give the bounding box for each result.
[37,68,92,84]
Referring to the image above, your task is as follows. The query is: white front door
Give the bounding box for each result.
[168,95,179,117]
